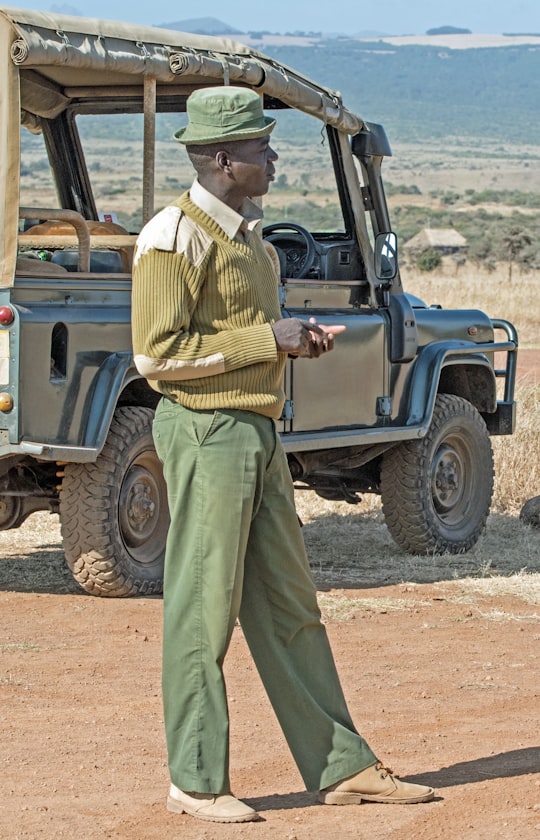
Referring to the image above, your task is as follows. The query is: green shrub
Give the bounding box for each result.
[416,247,442,272]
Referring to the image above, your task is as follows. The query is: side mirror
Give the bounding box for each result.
[374,231,398,282]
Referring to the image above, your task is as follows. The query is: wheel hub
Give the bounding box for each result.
[119,462,163,552]
[432,445,464,512]
[127,480,156,530]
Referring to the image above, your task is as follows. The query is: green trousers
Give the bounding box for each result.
[153,399,376,794]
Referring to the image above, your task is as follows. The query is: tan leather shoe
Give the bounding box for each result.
[318,761,435,805]
[167,784,258,823]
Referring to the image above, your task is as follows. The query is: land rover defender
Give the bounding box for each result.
[0,7,517,595]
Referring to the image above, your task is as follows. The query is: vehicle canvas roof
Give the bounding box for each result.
[0,6,365,285]
[1,5,364,127]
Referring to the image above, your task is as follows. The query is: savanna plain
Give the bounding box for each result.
[2,137,539,839]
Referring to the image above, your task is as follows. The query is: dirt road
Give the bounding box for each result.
[1,518,539,840]
[0,352,538,840]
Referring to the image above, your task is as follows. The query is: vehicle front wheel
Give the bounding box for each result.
[381,394,494,554]
[59,406,169,596]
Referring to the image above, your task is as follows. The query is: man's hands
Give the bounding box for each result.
[272,317,346,358]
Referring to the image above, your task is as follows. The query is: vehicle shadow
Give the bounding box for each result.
[303,511,540,591]
[0,510,538,596]
[0,542,84,595]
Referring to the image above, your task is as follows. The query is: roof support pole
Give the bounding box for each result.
[142,75,156,225]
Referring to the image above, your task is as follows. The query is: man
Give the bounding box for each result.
[131,86,434,824]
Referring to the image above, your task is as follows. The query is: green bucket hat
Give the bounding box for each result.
[174,86,276,146]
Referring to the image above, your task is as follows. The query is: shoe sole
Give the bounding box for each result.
[318,789,435,805]
[167,795,258,823]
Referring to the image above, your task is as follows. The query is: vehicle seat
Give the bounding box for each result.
[19,218,133,272]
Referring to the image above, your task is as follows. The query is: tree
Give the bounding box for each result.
[499,226,533,281]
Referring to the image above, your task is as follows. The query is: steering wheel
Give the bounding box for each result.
[262,222,317,279]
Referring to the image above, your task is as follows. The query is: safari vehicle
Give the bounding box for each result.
[0,7,517,596]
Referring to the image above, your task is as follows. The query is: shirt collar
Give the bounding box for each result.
[189,179,263,241]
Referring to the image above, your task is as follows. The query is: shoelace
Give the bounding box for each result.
[375,761,397,779]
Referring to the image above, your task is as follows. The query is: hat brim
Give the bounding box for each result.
[174,116,276,146]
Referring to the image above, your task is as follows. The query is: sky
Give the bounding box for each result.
[4,0,539,36]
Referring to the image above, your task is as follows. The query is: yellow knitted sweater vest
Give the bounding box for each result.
[131,192,287,419]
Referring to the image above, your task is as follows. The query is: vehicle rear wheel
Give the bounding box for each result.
[381,394,494,554]
[60,406,168,596]
[0,496,24,529]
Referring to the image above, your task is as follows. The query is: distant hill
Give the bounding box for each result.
[426,26,471,35]
[261,38,540,144]
[155,19,540,49]
[158,17,243,35]
[148,20,540,145]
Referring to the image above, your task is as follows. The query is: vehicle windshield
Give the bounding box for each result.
[20,106,348,238]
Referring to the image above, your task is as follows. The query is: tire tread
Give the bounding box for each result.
[59,406,165,597]
[381,394,494,555]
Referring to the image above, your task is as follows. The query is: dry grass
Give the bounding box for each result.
[316,569,540,621]
[404,258,539,348]
[492,384,539,513]
[317,593,423,621]
[439,571,540,606]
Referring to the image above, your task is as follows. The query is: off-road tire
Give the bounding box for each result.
[59,406,168,596]
[520,495,540,528]
[381,394,494,554]
[0,496,24,529]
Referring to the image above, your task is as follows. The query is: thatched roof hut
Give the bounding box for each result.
[404,228,467,254]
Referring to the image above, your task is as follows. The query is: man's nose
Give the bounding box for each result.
[268,145,278,161]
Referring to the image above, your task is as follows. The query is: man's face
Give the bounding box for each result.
[225,136,278,199]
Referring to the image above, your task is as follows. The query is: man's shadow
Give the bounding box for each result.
[405,746,540,788]
[246,747,540,812]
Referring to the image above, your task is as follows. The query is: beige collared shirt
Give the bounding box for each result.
[189,179,263,243]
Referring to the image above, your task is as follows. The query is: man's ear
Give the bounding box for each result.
[216,149,232,174]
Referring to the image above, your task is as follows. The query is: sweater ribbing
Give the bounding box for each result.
[131,193,287,418]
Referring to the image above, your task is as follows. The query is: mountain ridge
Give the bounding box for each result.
[147,18,540,144]
[156,18,540,49]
